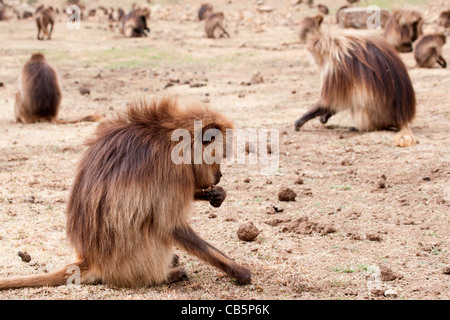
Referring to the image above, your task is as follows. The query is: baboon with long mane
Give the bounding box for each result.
[294,33,417,147]
[383,10,423,52]
[298,15,323,43]
[0,97,251,289]
[414,34,447,68]
[121,8,150,37]
[14,53,103,124]
[35,6,55,40]
[205,12,230,39]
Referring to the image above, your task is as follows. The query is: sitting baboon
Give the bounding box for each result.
[383,10,423,52]
[35,6,55,40]
[414,34,447,68]
[121,8,150,37]
[298,15,323,43]
[0,97,251,289]
[14,53,103,124]
[198,3,213,21]
[205,12,230,39]
[295,33,417,147]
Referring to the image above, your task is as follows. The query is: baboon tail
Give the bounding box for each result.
[53,114,104,124]
[0,262,84,290]
[437,56,447,68]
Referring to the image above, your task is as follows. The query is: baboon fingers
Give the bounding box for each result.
[437,56,447,68]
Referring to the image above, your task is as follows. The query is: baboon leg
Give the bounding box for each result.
[48,22,54,39]
[394,125,416,147]
[437,56,447,68]
[295,103,330,131]
[14,92,23,123]
[319,111,337,124]
[173,226,251,285]
[166,267,188,284]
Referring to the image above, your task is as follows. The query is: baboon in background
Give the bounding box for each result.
[383,10,423,52]
[317,4,329,15]
[205,12,230,39]
[335,5,349,24]
[121,8,150,37]
[295,33,417,147]
[414,34,447,68]
[198,3,213,21]
[35,6,55,40]
[298,15,323,43]
[14,53,103,124]
[438,10,450,29]
[0,97,251,289]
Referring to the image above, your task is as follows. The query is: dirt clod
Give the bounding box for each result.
[18,251,31,263]
[380,265,402,281]
[366,233,383,242]
[237,222,261,241]
[278,188,297,202]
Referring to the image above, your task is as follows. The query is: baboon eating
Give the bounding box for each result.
[121,8,150,37]
[35,6,55,40]
[14,53,103,124]
[298,15,323,43]
[0,97,251,289]
[294,33,417,147]
[414,34,447,68]
[205,12,230,39]
[383,10,423,52]
[198,3,213,21]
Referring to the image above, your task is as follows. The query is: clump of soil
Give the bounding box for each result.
[278,188,297,202]
[366,233,383,242]
[380,265,403,281]
[282,217,336,235]
[18,251,31,263]
[237,222,261,241]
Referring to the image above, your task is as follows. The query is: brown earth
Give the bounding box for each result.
[0,0,449,300]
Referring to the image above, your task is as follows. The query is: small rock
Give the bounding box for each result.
[79,86,90,95]
[18,251,31,263]
[442,267,450,274]
[384,289,398,298]
[25,195,35,203]
[278,188,297,202]
[243,178,251,183]
[366,233,382,242]
[380,265,402,281]
[422,176,431,181]
[294,178,304,185]
[208,213,217,219]
[237,222,261,242]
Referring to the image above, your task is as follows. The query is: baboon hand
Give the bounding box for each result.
[208,186,226,208]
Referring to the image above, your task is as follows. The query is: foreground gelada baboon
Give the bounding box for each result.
[198,3,213,21]
[383,10,423,52]
[14,53,102,124]
[298,15,323,43]
[414,34,447,68]
[121,8,150,37]
[205,12,230,38]
[0,97,251,289]
[35,6,55,40]
[295,33,417,147]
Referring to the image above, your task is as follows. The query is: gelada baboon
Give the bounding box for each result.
[198,3,213,21]
[383,10,423,52]
[14,53,102,124]
[335,5,349,24]
[295,33,417,147]
[205,12,230,39]
[414,34,447,68]
[437,10,450,29]
[0,97,251,289]
[121,8,150,37]
[298,15,323,43]
[35,6,55,40]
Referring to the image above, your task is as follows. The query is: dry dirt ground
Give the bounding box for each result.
[0,0,449,300]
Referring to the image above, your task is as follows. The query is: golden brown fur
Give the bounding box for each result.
[205,12,230,39]
[295,33,417,147]
[0,97,251,290]
[383,10,423,52]
[14,53,103,124]
[414,34,447,68]
[35,6,55,40]
[121,8,151,37]
[298,15,323,43]
[437,10,450,29]
[198,3,213,21]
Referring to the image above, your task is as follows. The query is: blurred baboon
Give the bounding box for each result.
[35,6,55,40]
[205,12,230,39]
[295,33,417,147]
[336,5,349,24]
[346,0,359,5]
[121,8,150,37]
[198,3,213,21]
[298,15,323,43]
[14,53,103,124]
[0,97,251,289]
[438,10,450,29]
[383,10,423,52]
[317,4,329,15]
[414,34,447,68]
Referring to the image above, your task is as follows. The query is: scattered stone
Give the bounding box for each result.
[442,267,450,274]
[422,176,431,181]
[366,233,382,242]
[341,159,352,166]
[79,86,91,95]
[347,232,362,240]
[294,178,304,185]
[266,204,284,214]
[237,222,261,242]
[189,82,206,88]
[278,188,297,202]
[250,71,264,85]
[208,213,217,219]
[243,178,251,183]
[384,289,398,298]
[380,265,402,281]
[18,251,31,263]
[164,82,174,89]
